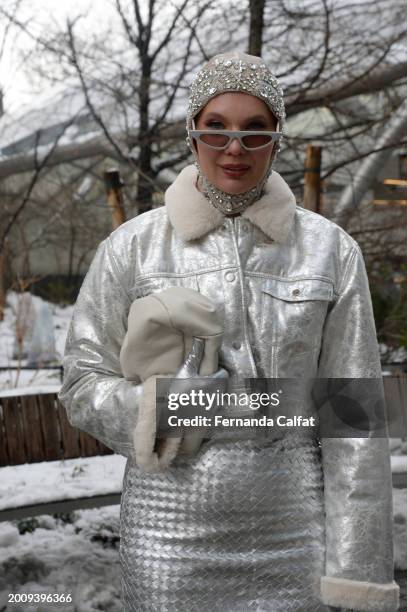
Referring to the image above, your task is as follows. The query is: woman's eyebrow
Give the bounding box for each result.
[244,115,270,123]
[202,112,226,120]
[202,113,270,122]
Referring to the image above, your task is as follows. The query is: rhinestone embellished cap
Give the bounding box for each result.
[186,51,285,216]
[186,51,285,132]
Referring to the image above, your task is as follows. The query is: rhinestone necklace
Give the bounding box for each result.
[199,170,269,215]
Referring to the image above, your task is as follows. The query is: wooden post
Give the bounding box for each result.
[0,239,10,321]
[303,145,322,214]
[104,169,126,229]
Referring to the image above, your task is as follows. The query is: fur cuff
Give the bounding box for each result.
[133,375,181,473]
[320,576,400,611]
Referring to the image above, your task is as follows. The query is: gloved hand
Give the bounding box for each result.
[134,337,228,473]
[120,286,225,473]
[167,337,229,457]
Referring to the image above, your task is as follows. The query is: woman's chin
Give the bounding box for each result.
[214,178,256,195]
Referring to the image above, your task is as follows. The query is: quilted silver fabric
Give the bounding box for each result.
[59,168,395,611]
[120,435,327,612]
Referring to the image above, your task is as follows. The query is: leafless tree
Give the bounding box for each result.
[31,0,216,211]
[1,0,406,196]
[0,0,26,318]
[0,0,406,317]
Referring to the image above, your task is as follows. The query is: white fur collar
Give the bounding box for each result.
[165,164,296,242]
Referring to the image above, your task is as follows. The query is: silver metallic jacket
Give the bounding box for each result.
[60,165,398,611]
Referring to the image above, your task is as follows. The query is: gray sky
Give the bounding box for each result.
[1,0,113,115]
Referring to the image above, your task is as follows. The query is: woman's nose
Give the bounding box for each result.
[225,136,244,155]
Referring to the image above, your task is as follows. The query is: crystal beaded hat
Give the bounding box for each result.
[186,51,286,132]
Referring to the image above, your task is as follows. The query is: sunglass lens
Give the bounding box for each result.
[242,134,273,148]
[200,133,229,147]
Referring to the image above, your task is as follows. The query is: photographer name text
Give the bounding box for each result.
[167,415,316,428]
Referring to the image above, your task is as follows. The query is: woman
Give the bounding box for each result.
[59,52,399,611]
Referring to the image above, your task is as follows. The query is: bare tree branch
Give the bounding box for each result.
[0,117,77,252]
[286,61,407,116]
[151,0,190,62]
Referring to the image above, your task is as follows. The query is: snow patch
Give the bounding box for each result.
[0,524,19,548]
[0,506,122,611]
[0,455,126,511]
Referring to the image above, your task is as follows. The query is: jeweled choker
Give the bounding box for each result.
[199,169,270,215]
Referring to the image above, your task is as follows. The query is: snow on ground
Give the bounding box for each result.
[0,292,73,392]
[0,386,61,399]
[0,505,122,611]
[0,455,126,611]
[0,455,126,511]
[0,292,126,610]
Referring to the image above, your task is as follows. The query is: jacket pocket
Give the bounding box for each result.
[262,277,334,303]
[261,277,334,376]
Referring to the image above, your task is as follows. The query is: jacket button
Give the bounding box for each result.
[225,271,236,282]
[292,288,300,296]
[232,341,241,350]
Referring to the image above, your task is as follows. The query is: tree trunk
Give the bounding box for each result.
[136,143,154,213]
[248,0,265,57]
[136,57,155,212]
[303,145,322,214]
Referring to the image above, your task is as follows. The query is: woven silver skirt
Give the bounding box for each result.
[120,435,330,611]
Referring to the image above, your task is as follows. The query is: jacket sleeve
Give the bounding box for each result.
[317,245,399,611]
[58,236,143,458]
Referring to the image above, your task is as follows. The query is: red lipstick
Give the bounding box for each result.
[221,164,250,178]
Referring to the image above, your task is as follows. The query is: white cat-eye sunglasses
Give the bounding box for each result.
[188,129,282,151]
